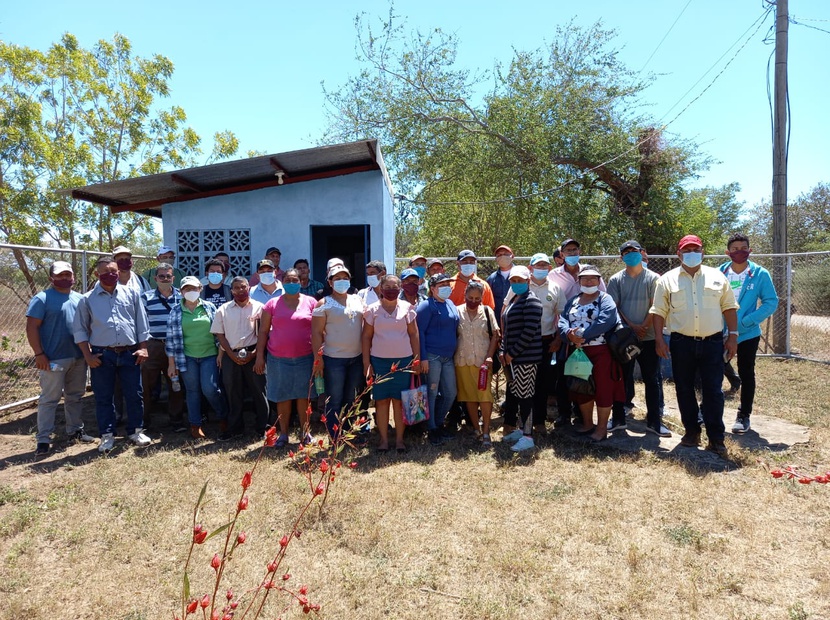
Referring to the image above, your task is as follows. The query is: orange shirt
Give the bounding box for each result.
[448,275,495,309]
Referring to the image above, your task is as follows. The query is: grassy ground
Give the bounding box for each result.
[1,357,829,620]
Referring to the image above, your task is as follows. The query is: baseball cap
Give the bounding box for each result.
[529,252,550,266]
[494,244,514,255]
[427,258,444,268]
[326,257,345,271]
[578,264,601,278]
[409,254,426,264]
[265,246,281,255]
[509,265,531,280]
[619,240,642,254]
[560,238,580,251]
[328,264,350,279]
[112,245,132,257]
[429,273,452,287]
[256,259,275,270]
[180,276,201,289]
[677,235,703,250]
[157,245,174,256]
[457,249,477,261]
[401,268,419,280]
[50,261,73,275]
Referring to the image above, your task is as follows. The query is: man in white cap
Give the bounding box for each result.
[26,260,95,456]
[143,245,185,289]
[112,245,151,295]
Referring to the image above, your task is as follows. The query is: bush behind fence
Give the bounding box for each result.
[1,244,828,409]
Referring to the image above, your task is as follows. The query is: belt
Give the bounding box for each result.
[233,345,257,353]
[95,344,139,353]
[671,332,722,342]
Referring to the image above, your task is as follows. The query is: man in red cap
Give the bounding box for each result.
[650,234,739,457]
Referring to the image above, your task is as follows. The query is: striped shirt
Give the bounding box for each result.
[142,288,181,340]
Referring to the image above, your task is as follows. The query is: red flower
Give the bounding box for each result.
[320,414,327,423]
[238,496,249,511]
[210,611,220,620]
[268,560,278,572]
[226,589,234,601]
[770,469,784,478]
[318,439,324,447]
[236,532,247,545]
[411,359,420,369]
[299,585,309,595]
[332,423,339,432]
[230,602,239,610]
[264,580,276,589]
[306,405,313,415]
[186,599,198,614]
[282,573,291,581]
[265,434,276,447]
[280,534,289,548]
[349,461,358,469]
[315,484,325,496]
[319,461,329,473]
[815,475,828,484]
[288,450,295,458]
[193,524,208,544]
[390,362,399,372]
[366,377,374,386]
[241,471,252,489]
[200,594,210,609]
[210,554,221,571]
[799,477,812,484]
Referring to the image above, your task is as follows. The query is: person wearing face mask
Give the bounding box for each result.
[362,274,420,453]
[166,276,228,439]
[426,258,446,277]
[255,268,319,448]
[499,266,543,452]
[140,263,185,433]
[448,250,495,308]
[250,259,285,305]
[718,233,778,435]
[213,277,269,442]
[399,268,427,305]
[249,247,286,286]
[486,244,515,320]
[201,259,232,306]
[548,239,606,300]
[416,273,461,445]
[558,265,625,443]
[454,280,501,447]
[112,246,151,295]
[311,264,366,439]
[293,259,325,298]
[502,253,564,435]
[143,245,186,289]
[26,261,94,457]
[74,256,151,452]
[318,258,360,298]
[650,235,739,457]
[606,241,669,437]
[358,260,387,306]
[408,254,429,295]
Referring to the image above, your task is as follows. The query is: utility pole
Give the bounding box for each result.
[772,0,788,354]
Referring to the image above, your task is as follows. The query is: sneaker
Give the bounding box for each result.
[98,433,116,453]
[705,441,728,457]
[607,419,628,432]
[646,423,673,438]
[731,416,750,434]
[70,430,96,443]
[679,432,701,447]
[300,433,313,447]
[35,443,50,457]
[502,429,524,443]
[511,435,535,452]
[128,429,152,447]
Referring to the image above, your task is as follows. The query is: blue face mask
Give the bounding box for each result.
[681,252,703,268]
[332,279,350,294]
[459,264,477,277]
[367,274,380,288]
[259,272,276,285]
[283,282,301,295]
[564,255,580,267]
[437,286,452,300]
[532,268,549,280]
[207,272,223,285]
[622,252,642,267]
[413,266,426,279]
[510,282,529,295]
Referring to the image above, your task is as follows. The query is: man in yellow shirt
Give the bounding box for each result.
[650,235,739,457]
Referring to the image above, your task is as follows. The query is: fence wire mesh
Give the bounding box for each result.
[1,245,828,409]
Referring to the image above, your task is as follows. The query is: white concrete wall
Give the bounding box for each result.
[161,170,393,276]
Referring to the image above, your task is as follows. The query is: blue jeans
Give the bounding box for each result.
[182,355,228,426]
[89,347,144,436]
[37,356,87,444]
[669,333,725,443]
[323,354,364,437]
[425,353,457,430]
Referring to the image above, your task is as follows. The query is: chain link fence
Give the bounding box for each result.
[1,245,828,410]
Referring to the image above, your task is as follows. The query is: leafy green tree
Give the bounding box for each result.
[324,10,740,256]
[746,183,830,253]
[1,33,240,293]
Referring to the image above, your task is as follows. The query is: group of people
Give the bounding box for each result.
[26,232,778,459]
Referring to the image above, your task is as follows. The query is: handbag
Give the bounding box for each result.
[401,373,430,425]
[563,347,593,380]
[606,324,642,365]
[565,374,596,396]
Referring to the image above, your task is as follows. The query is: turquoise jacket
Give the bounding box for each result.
[718,260,779,343]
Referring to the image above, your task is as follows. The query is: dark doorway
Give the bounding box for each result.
[310,225,370,289]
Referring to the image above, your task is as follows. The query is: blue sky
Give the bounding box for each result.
[4,0,828,213]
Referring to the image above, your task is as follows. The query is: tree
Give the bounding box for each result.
[324,9,741,256]
[746,182,830,253]
[0,33,240,294]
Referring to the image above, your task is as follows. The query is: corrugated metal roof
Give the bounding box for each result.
[70,139,386,217]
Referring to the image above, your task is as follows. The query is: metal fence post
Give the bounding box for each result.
[786,254,792,356]
[81,250,88,293]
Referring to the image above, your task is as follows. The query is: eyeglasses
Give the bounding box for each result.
[156,275,173,280]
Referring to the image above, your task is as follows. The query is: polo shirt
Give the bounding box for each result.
[26,288,84,360]
[182,304,217,358]
[448,275,495,309]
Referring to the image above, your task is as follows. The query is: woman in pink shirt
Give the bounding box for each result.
[255,268,318,448]
[362,274,420,453]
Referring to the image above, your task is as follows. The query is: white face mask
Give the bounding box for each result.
[367,274,380,288]
[580,285,599,295]
[459,264,477,277]
[496,255,513,268]
[259,272,276,285]
[183,290,201,302]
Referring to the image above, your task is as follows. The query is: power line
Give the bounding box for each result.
[790,17,830,36]
[636,0,695,75]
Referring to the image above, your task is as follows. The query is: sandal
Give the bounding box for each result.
[481,434,492,448]
[275,434,289,449]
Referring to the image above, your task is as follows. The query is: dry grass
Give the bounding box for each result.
[1,358,829,620]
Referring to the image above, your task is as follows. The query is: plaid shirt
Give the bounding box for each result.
[165,299,218,371]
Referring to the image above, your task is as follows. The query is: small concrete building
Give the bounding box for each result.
[72,140,394,287]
